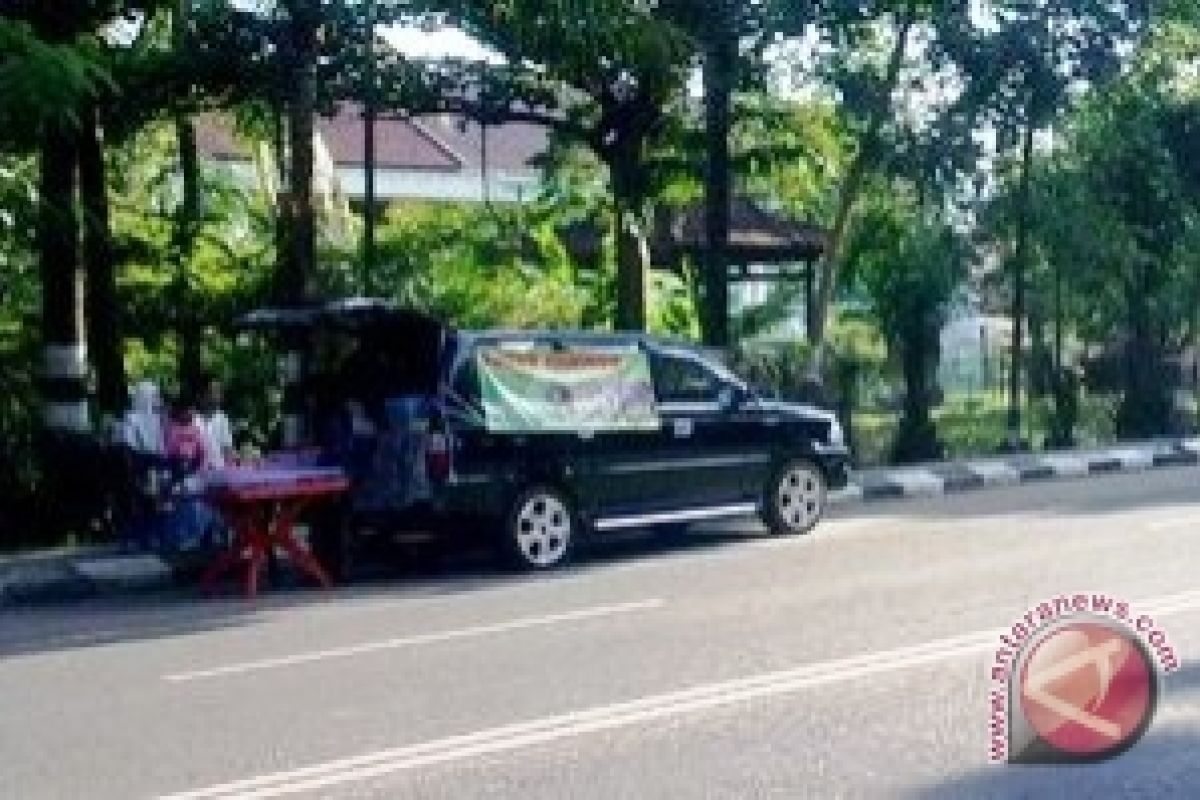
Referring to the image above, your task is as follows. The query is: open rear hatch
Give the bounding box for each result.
[237,299,456,516]
[236,298,451,399]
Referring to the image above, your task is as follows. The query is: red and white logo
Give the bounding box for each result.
[1016,620,1156,762]
[987,594,1177,765]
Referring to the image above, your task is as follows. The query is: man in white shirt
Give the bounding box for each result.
[198,377,235,469]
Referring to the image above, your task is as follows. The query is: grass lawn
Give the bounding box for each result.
[850,391,1123,467]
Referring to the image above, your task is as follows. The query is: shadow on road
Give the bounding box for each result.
[908,657,1200,800]
[907,730,1200,800]
[0,526,764,659]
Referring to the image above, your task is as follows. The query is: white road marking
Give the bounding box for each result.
[160,589,1200,800]
[163,599,663,682]
[1145,516,1197,533]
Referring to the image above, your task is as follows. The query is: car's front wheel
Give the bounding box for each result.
[762,459,827,536]
[502,486,577,571]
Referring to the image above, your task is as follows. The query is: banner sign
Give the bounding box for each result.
[477,345,660,433]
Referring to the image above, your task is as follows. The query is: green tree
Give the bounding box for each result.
[368,202,585,328]
[986,4,1200,441]
[848,187,967,463]
[1,11,115,432]
[392,0,696,331]
[954,0,1148,446]
[807,1,922,380]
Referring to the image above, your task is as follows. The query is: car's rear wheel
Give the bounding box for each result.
[762,459,827,536]
[503,486,576,571]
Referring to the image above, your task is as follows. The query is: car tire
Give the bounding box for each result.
[761,459,827,536]
[502,486,577,571]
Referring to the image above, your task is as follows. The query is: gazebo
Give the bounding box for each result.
[561,196,827,339]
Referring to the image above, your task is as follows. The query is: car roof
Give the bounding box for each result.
[457,329,642,347]
[236,298,443,333]
[236,299,721,363]
[457,329,717,355]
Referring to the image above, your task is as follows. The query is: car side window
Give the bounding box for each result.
[653,354,720,404]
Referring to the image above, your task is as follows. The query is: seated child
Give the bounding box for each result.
[165,400,209,475]
[162,396,223,552]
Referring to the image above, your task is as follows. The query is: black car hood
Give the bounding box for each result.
[754,399,838,426]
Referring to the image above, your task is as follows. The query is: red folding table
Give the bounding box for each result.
[200,467,350,598]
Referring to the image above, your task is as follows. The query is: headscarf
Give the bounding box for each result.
[123,380,164,455]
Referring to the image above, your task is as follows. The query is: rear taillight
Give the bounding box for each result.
[425,430,451,483]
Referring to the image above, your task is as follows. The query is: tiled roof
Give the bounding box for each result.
[194,105,547,174]
[413,113,548,172]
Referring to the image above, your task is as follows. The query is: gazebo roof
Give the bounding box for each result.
[654,197,826,263]
[560,197,827,267]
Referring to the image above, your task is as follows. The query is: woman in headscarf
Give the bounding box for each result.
[116,380,167,550]
[122,380,165,457]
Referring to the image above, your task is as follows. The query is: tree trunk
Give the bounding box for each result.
[78,113,127,417]
[891,317,942,464]
[1118,257,1168,438]
[805,263,817,342]
[38,125,89,434]
[174,110,204,396]
[808,5,916,377]
[173,0,204,396]
[1053,257,1063,374]
[611,156,648,331]
[1006,120,1035,449]
[362,0,378,295]
[273,1,321,447]
[277,2,319,306]
[613,202,648,331]
[1028,301,1047,398]
[701,23,735,348]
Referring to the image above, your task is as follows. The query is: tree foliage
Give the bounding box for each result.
[848,185,968,461]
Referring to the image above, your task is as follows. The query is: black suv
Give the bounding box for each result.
[242,300,851,571]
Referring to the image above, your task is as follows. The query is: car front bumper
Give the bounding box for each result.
[813,444,852,490]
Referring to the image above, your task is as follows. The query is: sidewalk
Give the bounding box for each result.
[0,543,173,605]
[3,437,1198,606]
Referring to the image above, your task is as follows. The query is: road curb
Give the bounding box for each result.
[0,548,176,607]
[843,438,1200,507]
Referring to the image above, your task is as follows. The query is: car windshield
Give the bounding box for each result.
[663,347,753,397]
[706,356,752,395]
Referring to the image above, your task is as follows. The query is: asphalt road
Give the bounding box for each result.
[3,467,1200,799]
